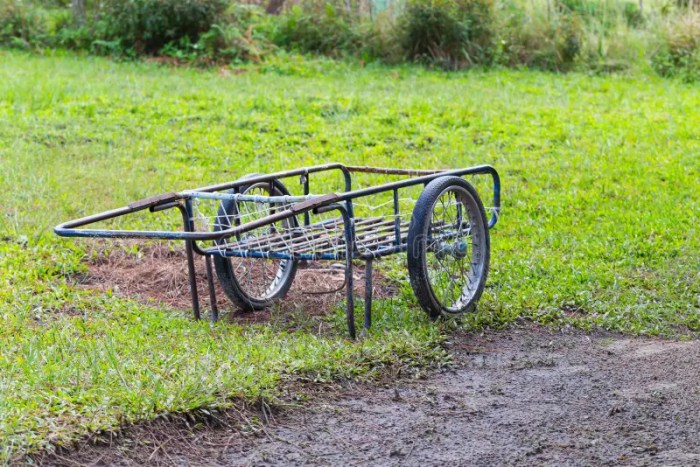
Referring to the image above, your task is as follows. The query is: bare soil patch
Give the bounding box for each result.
[35,327,700,466]
[74,242,396,325]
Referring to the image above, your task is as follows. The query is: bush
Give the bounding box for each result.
[198,4,276,62]
[0,0,47,47]
[498,5,585,71]
[652,13,700,81]
[398,0,495,69]
[623,2,644,28]
[272,3,362,57]
[0,0,94,49]
[357,10,402,63]
[98,0,228,54]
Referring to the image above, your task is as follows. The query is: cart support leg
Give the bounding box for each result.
[364,258,373,333]
[175,201,201,321]
[185,240,201,321]
[345,252,356,340]
[340,209,356,340]
[205,255,219,323]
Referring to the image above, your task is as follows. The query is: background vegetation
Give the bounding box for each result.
[1,51,699,459]
[2,0,700,79]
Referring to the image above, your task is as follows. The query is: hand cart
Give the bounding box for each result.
[55,163,501,338]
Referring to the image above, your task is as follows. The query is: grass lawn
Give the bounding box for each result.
[1,50,699,461]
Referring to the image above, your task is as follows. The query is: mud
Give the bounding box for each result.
[38,327,700,466]
[214,329,700,466]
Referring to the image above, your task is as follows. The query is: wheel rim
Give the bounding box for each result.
[423,184,487,313]
[220,182,295,302]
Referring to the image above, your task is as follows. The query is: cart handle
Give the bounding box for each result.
[53,193,341,241]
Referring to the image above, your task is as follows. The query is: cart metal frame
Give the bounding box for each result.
[55,163,501,338]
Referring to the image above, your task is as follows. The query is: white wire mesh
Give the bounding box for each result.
[185,172,497,260]
[187,191,418,259]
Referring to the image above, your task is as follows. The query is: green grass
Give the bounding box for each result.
[1,50,699,460]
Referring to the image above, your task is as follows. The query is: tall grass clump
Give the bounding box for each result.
[651,11,700,81]
[271,1,363,56]
[497,0,658,72]
[356,10,403,62]
[398,0,495,68]
[496,1,584,71]
[574,0,650,72]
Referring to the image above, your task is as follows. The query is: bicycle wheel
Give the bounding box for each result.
[407,176,490,319]
[213,175,298,311]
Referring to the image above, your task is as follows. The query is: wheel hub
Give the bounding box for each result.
[434,239,468,260]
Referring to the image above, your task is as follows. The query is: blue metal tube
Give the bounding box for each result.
[54,165,501,240]
[183,192,320,204]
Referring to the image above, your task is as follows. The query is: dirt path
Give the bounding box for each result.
[42,327,700,466]
[213,328,700,467]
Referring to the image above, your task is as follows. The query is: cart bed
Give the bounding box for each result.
[204,216,412,260]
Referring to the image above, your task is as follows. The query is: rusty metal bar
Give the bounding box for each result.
[55,165,500,242]
[346,166,445,176]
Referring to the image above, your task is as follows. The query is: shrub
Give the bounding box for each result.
[498,5,585,71]
[0,0,47,47]
[357,10,402,63]
[577,23,648,73]
[623,2,644,28]
[198,4,276,62]
[98,0,228,54]
[652,13,700,81]
[398,0,495,69]
[0,0,697,82]
[0,0,95,49]
[272,3,362,56]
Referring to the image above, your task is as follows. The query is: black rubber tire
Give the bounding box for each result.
[213,175,298,311]
[407,176,490,320]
